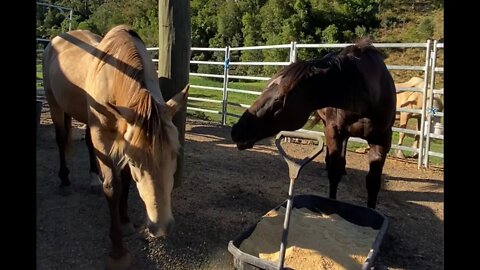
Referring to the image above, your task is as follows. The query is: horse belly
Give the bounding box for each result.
[52,80,90,124]
[347,116,381,139]
[48,56,91,124]
[347,121,369,138]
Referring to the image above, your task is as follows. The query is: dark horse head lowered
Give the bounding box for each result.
[231,39,396,208]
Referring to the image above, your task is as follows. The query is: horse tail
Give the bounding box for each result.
[64,113,73,157]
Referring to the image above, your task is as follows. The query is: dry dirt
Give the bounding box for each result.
[36,104,444,270]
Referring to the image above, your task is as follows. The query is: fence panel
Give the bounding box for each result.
[35,40,443,168]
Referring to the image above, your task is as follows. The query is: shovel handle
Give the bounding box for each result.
[275,131,324,180]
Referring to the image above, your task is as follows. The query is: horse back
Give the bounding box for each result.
[318,47,396,140]
[43,30,102,124]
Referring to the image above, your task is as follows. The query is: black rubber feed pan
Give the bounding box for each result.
[228,194,388,270]
[228,131,388,270]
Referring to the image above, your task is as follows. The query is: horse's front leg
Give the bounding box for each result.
[90,128,132,270]
[324,125,347,199]
[85,126,103,191]
[366,133,391,208]
[120,165,135,236]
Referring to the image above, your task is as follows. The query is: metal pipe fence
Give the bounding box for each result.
[36,40,444,168]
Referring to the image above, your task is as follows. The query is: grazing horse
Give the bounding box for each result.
[43,25,188,269]
[394,76,444,158]
[231,38,396,208]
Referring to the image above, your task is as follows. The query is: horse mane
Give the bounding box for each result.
[95,25,146,87]
[93,25,180,167]
[307,38,381,126]
[268,38,380,96]
[113,92,180,170]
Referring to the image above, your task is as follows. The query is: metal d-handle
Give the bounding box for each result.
[275,131,324,180]
[274,131,324,270]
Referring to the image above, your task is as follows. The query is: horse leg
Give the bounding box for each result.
[85,126,103,191]
[120,165,135,236]
[366,133,391,208]
[412,117,422,158]
[324,126,347,200]
[54,113,73,194]
[340,139,349,181]
[395,112,408,158]
[321,146,330,177]
[90,128,132,270]
[45,89,73,194]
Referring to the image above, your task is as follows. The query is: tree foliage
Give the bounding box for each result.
[37,0,443,76]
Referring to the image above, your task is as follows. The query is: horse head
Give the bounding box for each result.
[231,62,326,149]
[106,85,189,237]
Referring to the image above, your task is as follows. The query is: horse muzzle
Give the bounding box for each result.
[236,141,255,150]
[231,124,256,150]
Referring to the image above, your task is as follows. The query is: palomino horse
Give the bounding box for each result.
[394,76,443,158]
[231,38,396,208]
[43,25,188,269]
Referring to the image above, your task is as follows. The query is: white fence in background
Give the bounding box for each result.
[149,41,444,168]
[36,40,443,168]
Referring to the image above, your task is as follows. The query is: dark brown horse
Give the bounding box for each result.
[231,39,396,208]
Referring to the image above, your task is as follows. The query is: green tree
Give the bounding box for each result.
[238,1,265,76]
[322,24,340,43]
[416,18,434,40]
[259,0,293,75]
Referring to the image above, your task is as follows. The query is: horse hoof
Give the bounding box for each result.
[59,185,73,196]
[106,252,133,270]
[121,222,136,237]
[90,173,103,193]
[90,173,103,186]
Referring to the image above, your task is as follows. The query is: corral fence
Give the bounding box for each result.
[36,2,73,102]
[148,41,444,168]
[36,39,443,168]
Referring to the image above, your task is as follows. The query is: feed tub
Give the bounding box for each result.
[228,194,388,270]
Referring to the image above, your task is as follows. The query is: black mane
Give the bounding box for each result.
[273,39,377,94]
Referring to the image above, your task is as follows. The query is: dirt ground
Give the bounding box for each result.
[36,104,444,270]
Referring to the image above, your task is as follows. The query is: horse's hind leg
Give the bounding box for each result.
[120,165,135,236]
[85,126,103,191]
[366,133,392,208]
[51,114,73,194]
[395,112,408,158]
[45,89,73,194]
[411,117,422,158]
[57,114,72,193]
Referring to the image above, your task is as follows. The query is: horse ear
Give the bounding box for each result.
[106,103,136,124]
[165,84,189,118]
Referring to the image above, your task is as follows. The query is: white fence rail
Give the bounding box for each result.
[36,40,443,168]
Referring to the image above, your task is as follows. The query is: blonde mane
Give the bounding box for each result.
[92,25,180,168]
